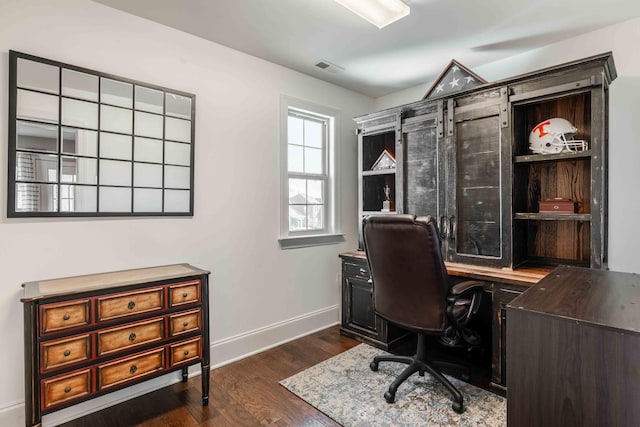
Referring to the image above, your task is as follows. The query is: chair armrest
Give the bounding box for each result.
[450,280,484,296]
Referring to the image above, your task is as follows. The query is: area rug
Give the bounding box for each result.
[280,344,506,426]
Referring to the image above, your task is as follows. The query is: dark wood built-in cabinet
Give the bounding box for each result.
[343,53,615,392]
[21,264,210,427]
[339,252,409,351]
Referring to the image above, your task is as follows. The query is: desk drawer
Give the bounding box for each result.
[169,309,201,337]
[169,281,200,307]
[97,288,164,321]
[41,334,91,372]
[40,300,90,335]
[170,337,201,366]
[97,318,164,356]
[98,348,165,390]
[41,368,91,410]
[344,262,370,280]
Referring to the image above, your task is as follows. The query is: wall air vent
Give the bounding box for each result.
[314,60,344,74]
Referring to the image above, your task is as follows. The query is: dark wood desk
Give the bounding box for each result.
[339,250,551,393]
[507,265,640,426]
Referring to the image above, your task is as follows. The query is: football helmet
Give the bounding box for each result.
[528,118,588,154]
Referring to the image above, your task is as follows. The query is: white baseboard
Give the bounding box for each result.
[0,305,339,427]
[211,304,339,368]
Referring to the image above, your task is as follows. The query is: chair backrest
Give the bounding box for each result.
[363,215,449,333]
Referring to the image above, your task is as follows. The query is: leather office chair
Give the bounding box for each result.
[362,214,484,413]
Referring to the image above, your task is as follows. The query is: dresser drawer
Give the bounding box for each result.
[40,300,90,335]
[97,288,164,321]
[97,318,164,356]
[170,337,202,366]
[41,334,91,372]
[169,281,200,307]
[98,348,165,390]
[169,309,201,337]
[41,369,91,410]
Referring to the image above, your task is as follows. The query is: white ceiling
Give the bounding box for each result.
[93,0,640,98]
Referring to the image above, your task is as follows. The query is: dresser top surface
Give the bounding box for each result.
[22,264,210,302]
[508,265,640,334]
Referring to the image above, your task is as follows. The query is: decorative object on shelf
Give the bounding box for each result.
[528,118,588,154]
[539,198,577,213]
[423,59,487,100]
[371,149,396,171]
[382,185,395,212]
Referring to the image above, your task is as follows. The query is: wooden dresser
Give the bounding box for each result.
[21,264,210,427]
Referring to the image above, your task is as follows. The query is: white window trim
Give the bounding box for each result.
[279,95,344,249]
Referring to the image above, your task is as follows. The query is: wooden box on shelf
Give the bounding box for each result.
[539,198,577,213]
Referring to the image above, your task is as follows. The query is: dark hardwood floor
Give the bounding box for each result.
[61,326,360,427]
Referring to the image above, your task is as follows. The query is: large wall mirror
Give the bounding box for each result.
[8,51,196,217]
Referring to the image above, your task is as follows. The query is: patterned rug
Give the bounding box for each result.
[280,344,506,426]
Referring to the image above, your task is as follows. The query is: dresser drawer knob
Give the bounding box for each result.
[130,365,137,374]
[184,350,189,356]
[182,321,189,328]
[129,332,137,341]
[182,292,188,298]
[63,314,70,321]
[64,386,71,394]
[63,350,71,357]
[127,301,135,310]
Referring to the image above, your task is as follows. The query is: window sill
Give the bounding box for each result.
[278,233,345,249]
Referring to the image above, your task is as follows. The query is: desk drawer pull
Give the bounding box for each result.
[127,301,135,310]
[63,350,71,357]
[129,332,137,342]
[130,365,137,374]
[359,268,366,275]
[184,350,189,356]
[63,314,70,321]
[64,386,71,394]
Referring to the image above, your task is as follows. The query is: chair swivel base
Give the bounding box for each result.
[369,334,465,414]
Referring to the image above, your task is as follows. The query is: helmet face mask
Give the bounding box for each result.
[529,118,588,154]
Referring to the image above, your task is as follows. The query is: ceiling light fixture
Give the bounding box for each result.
[334,0,410,29]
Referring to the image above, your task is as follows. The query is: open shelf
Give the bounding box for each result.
[362,168,396,176]
[512,91,594,268]
[514,150,592,164]
[514,213,591,221]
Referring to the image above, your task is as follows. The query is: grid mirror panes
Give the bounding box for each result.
[8,51,195,217]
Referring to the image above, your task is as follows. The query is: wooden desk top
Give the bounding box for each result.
[508,265,640,334]
[340,251,550,286]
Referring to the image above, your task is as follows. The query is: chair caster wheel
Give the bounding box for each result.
[452,401,464,414]
[384,391,395,404]
[370,361,379,371]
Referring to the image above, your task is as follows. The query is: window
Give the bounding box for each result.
[280,97,344,249]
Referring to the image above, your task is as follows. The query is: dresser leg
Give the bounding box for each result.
[181,366,188,382]
[201,362,210,405]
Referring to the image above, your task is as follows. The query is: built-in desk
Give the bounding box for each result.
[507,265,640,426]
[339,251,551,393]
